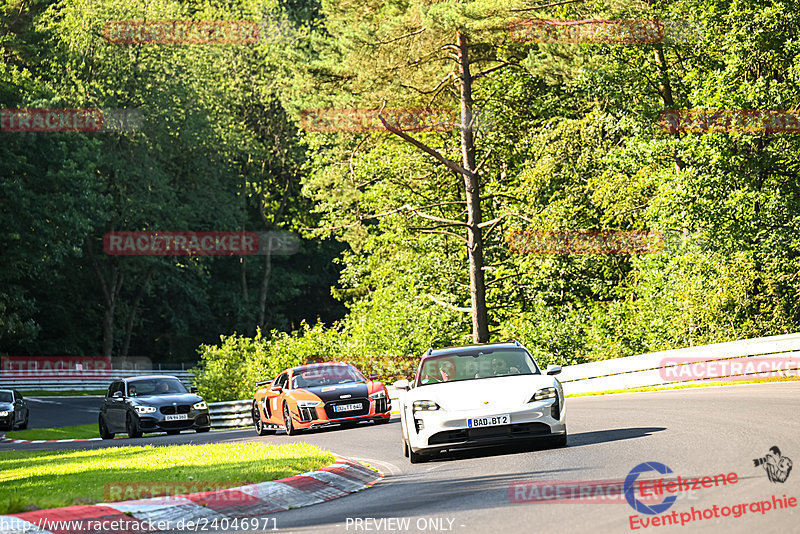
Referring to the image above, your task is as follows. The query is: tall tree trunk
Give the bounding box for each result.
[457,31,490,343]
[257,249,273,331]
[653,46,685,174]
[240,256,249,302]
[121,267,154,357]
[87,239,124,357]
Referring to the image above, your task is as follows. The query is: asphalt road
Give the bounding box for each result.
[5,383,800,533]
[25,395,104,429]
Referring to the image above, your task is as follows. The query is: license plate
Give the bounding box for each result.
[468,414,510,428]
[164,414,189,421]
[334,403,361,413]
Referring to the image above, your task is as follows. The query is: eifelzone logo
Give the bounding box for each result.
[624,462,677,515]
[754,446,793,483]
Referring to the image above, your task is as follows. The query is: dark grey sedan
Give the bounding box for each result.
[0,389,29,431]
[98,376,211,439]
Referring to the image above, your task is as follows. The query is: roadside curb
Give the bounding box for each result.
[0,456,382,533]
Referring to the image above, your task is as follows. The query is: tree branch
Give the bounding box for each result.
[311,202,467,232]
[427,294,471,313]
[419,228,470,243]
[473,60,520,81]
[485,272,524,287]
[377,109,476,179]
[510,0,585,11]
[377,27,426,45]
[477,212,534,229]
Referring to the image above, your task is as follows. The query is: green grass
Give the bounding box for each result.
[20,390,106,397]
[5,424,100,440]
[0,442,334,514]
[567,375,800,398]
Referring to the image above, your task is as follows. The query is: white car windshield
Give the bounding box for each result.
[415,349,541,386]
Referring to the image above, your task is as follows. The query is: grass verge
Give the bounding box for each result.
[566,375,800,398]
[5,424,100,441]
[0,442,333,514]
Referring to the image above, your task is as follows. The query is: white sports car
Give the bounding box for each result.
[394,341,567,463]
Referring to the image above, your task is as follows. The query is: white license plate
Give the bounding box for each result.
[334,403,361,413]
[468,414,510,428]
[164,414,189,421]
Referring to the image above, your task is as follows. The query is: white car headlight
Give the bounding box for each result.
[369,390,386,400]
[192,401,207,410]
[134,405,157,414]
[531,387,557,401]
[0,411,8,416]
[298,400,321,408]
[412,400,439,411]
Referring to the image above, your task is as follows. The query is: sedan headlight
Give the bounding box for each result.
[530,387,557,402]
[0,411,8,416]
[412,400,439,411]
[297,400,321,408]
[134,405,157,414]
[192,401,207,410]
[369,390,386,400]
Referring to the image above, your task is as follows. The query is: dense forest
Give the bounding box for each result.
[2,0,799,391]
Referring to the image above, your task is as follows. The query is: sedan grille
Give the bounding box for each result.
[323,398,369,419]
[160,405,191,415]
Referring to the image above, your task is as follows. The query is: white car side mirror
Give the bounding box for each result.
[546,365,562,376]
[393,379,410,391]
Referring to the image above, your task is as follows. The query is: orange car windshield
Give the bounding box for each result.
[292,366,364,388]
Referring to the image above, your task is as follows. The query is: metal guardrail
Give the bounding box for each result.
[208,400,251,428]
[559,332,800,395]
[0,370,195,391]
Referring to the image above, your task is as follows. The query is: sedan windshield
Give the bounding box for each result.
[127,378,188,396]
[415,349,541,386]
[0,391,12,403]
[292,365,364,388]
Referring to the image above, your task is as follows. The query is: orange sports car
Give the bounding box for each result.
[251,362,391,435]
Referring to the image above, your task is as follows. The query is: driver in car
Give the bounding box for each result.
[421,361,452,384]
[492,357,520,376]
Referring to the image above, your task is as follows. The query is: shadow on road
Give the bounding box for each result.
[565,427,667,447]
[423,427,666,463]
